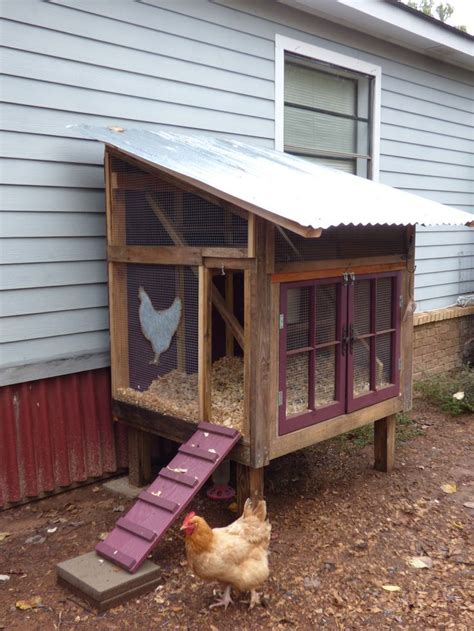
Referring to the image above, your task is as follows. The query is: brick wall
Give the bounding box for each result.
[413,307,474,379]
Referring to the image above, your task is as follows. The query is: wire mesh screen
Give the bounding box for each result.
[287,287,310,350]
[115,263,200,422]
[354,280,371,336]
[286,353,309,416]
[275,225,406,263]
[315,285,336,344]
[315,346,336,406]
[376,333,392,387]
[353,339,371,396]
[111,156,247,248]
[376,277,393,331]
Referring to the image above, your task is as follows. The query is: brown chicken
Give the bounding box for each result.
[180,499,271,610]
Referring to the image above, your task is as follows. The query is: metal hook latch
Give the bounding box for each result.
[221,264,226,276]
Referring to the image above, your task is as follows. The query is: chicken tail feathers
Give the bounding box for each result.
[243,498,267,522]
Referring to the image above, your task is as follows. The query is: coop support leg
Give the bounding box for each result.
[128,428,153,487]
[374,414,396,473]
[236,464,264,514]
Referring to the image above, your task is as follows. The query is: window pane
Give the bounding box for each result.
[353,339,371,396]
[286,286,310,350]
[376,333,393,387]
[354,280,371,336]
[285,62,356,116]
[376,277,393,331]
[285,106,368,156]
[286,353,309,416]
[302,155,356,174]
[315,284,337,344]
[315,346,336,406]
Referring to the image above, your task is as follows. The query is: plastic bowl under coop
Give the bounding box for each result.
[116,356,245,434]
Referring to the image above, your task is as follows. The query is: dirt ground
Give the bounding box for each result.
[1,398,472,631]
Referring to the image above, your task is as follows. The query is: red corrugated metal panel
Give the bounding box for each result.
[0,368,128,508]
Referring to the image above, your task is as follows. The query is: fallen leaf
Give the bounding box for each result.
[47,527,58,534]
[16,596,42,610]
[98,532,109,541]
[441,483,457,494]
[451,521,464,530]
[92,486,101,493]
[0,575,10,582]
[408,556,432,569]
[167,467,188,474]
[151,490,162,497]
[382,585,401,592]
[113,505,125,512]
[463,501,474,509]
[25,535,46,545]
[0,533,11,542]
[452,391,464,400]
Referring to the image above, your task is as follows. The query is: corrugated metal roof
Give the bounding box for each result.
[76,125,474,234]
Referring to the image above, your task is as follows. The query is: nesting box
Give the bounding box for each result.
[96,128,431,499]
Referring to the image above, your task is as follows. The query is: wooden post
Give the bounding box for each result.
[236,464,264,514]
[128,427,153,487]
[105,150,129,395]
[401,225,416,410]
[374,414,396,472]
[225,271,234,356]
[198,266,212,421]
[174,192,186,372]
[244,216,271,465]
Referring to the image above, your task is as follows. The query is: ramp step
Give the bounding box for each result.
[116,517,157,542]
[96,422,241,573]
[138,491,179,513]
[179,444,219,462]
[159,468,198,487]
[95,542,136,571]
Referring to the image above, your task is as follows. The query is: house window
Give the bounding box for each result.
[275,36,381,180]
[279,272,401,435]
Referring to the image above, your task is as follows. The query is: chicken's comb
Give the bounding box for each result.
[183,511,196,525]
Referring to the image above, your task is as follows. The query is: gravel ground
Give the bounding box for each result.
[0,397,472,630]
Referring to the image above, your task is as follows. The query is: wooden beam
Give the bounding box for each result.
[108,245,203,265]
[198,266,212,422]
[174,192,186,372]
[127,427,153,487]
[270,395,403,460]
[113,399,251,464]
[201,247,249,258]
[272,262,405,283]
[203,257,255,270]
[374,414,396,473]
[265,223,275,274]
[245,217,271,467]
[236,464,264,514]
[274,254,406,274]
[111,172,179,192]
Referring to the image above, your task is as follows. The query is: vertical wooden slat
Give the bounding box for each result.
[401,225,416,411]
[105,150,129,394]
[198,266,212,421]
[265,222,275,273]
[174,192,186,371]
[374,414,396,472]
[128,428,153,487]
[225,271,234,356]
[236,464,264,514]
[245,216,271,467]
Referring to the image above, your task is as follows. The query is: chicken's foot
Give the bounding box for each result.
[209,585,233,610]
[243,589,262,610]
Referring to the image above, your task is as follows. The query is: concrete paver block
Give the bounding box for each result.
[57,551,161,611]
[102,476,144,499]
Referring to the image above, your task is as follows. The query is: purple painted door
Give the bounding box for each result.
[279,271,401,435]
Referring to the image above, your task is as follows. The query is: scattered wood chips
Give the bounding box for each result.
[117,356,244,433]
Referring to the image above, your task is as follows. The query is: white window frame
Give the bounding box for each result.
[275,35,382,181]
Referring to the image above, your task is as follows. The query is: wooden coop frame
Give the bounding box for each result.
[104,144,417,509]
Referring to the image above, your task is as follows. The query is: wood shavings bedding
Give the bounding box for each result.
[117,356,245,433]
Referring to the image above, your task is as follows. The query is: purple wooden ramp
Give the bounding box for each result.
[96,422,240,573]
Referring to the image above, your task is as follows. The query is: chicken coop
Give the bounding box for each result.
[82,126,473,506]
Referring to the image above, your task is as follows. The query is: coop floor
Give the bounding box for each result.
[117,356,245,433]
[1,398,472,630]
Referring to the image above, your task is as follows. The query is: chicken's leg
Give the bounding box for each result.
[244,589,261,610]
[209,585,233,610]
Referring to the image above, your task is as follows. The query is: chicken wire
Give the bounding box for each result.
[275,225,406,263]
[111,156,247,247]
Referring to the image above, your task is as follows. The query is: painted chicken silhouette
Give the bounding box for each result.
[138,286,182,366]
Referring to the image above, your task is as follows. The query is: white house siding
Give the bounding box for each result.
[1,0,472,384]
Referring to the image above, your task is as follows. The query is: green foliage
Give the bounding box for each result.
[339,412,421,449]
[405,0,454,23]
[415,367,474,416]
